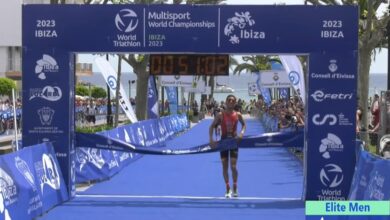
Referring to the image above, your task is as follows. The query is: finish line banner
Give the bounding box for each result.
[75,129,304,155]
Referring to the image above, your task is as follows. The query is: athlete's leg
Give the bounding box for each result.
[220,150,230,197]
[230,149,239,196]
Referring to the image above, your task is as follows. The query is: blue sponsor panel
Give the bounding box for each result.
[219,6,357,53]
[0,143,68,220]
[349,149,390,200]
[144,5,219,52]
[22,49,73,196]
[139,119,155,147]
[305,52,357,200]
[23,5,357,53]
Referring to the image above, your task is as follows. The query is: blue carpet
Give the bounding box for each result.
[38,118,305,220]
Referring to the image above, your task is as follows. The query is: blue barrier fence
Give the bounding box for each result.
[75,114,189,183]
[0,142,68,220]
[348,143,390,200]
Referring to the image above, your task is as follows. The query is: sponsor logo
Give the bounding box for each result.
[320,164,343,188]
[107,75,117,90]
[37,107,55,126]
[311,59,354,80]
[137,127,145,146]
[76,148,105,171]
[319,133,344,159]
[29,86,62,101]
[311,90,353,102]
[15,157,37,191]
[328,59,338,72]
[35,54,59,80]
[224,12,265,44]
[37,154,61,193]
[115,9,138,33]
[288,71,300,85]
[312,113,353,126]
[272,72,279,81]
[0,168,17,206]
[248,82,259,94]
[148,83,155,98]
[312,114,337,126]
[367,171,385,200]
[113,9,141,47]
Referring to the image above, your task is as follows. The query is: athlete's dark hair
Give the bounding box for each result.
[226,94,236,102]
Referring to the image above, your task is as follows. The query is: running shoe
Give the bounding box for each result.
[225,189,232,198]
[232,190,238,197]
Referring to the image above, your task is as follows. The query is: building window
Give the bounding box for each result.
[7,47,21,72]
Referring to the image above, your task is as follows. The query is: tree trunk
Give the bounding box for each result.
[114,55,122,127]
[135,68,149,120]
[358,48,372,146]
[208,76,214,100]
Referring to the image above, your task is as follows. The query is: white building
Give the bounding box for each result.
[0,0,91,82]
[0,0,22,80]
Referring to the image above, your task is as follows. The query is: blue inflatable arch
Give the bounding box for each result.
[22,4,358,200]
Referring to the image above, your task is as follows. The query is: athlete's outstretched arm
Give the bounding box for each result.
[209,113,222,148]
[237,112,246,140]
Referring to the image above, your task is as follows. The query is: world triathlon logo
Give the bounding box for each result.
[288,71,300,86]
[35,54,59,80]
[115,9,139,33]
[224,12,265,44]
[320,164,343,188]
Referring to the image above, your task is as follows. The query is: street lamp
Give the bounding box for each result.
[128,80,135,99]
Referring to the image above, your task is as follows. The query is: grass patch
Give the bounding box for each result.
[76,124,114,133]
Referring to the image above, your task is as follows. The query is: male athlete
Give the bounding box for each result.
[209,94,246,198]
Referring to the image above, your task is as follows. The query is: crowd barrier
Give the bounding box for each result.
[0,142,68,220]
[75,114,189,183]
[348,143,390,200]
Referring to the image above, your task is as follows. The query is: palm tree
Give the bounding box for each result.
[305,0,390,144]
[232,55,272,74]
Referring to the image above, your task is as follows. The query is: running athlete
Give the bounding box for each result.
[209,94,246,198]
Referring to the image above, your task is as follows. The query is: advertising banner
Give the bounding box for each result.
[0,143,68,220]
[94,57,138,123]
[259,70,290,88]
[160,76,194,87]
[305,52,357,200]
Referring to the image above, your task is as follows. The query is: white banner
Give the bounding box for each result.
[259,70,291,88]
[248,82,260,96]
[94,57,138,123]
[183,78,206,93]
[279,55,305,104]
[160,76,194,87]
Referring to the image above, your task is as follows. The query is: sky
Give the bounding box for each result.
[79,0,389,74]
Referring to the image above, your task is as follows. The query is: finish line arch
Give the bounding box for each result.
[22,4,358,200]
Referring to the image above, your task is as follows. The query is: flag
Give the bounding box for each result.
[279,55,305,104]
[165,87,178,114]
[270,60,290,100]
[94,57,138,123]
[147,76,159,119]
[256,72,272,106]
